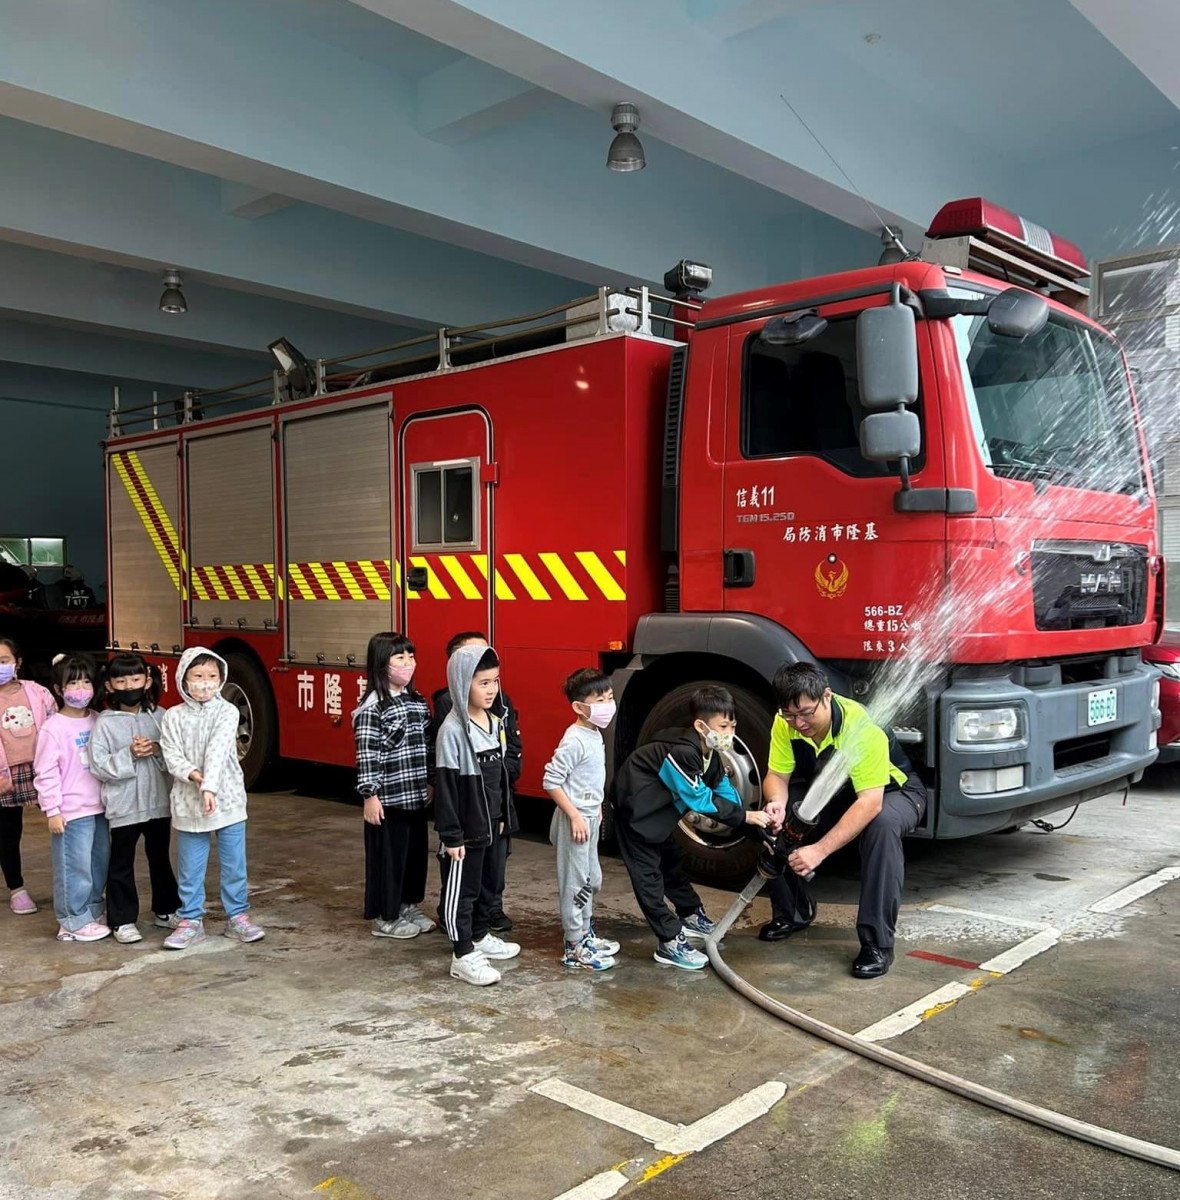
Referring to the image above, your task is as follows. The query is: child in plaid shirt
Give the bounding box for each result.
[354,632,435,940]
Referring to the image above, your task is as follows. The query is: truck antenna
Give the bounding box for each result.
[778,93,909,258]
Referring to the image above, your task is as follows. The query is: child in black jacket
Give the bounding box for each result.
[435,644,521,986]
[613,685,769,971]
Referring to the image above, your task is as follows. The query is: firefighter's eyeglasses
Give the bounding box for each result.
[779,700,824,726]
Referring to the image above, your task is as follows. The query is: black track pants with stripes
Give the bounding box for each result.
[438,827,499,957]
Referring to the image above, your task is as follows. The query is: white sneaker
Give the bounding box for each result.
[372,917,419,939]
[474,932,521,960]
[113,924,143,944]
[399,903,436,933]
[450,950,501,986]
[154,913,181,929]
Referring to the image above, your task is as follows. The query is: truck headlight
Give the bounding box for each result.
[955,707,1020,743]
[1152,680,1161,712]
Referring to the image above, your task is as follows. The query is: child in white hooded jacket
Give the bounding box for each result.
[160,648,264,950]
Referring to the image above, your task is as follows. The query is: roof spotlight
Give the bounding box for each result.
[607,102,646,173]
[268,337,314,401]
[159,269,187,315]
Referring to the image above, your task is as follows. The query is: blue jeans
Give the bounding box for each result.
[176,821,250,921]
[50,814,110,932]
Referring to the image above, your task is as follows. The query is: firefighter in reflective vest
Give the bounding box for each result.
[761,661,927,979]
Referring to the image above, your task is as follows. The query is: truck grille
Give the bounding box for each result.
[1031,541,1147,632]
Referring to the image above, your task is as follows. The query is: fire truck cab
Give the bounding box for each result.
[105,198,1161,880]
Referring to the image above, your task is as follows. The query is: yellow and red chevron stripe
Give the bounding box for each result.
[113,453,627,602]
[188,553,626,601]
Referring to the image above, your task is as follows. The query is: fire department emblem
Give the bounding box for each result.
[815,553,849,600]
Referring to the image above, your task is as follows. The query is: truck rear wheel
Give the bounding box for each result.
[634,680,774,886]
[219,651,278,791]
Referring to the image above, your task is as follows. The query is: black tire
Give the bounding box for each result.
[220,651,279,791]
[635,680,775,886]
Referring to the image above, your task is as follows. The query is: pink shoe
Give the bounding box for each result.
[9,888,37,915]
[224,913,265,943]
[57,921,111,943]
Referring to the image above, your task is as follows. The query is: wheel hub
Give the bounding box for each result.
[220,681,254,763]
[678,734,763,849]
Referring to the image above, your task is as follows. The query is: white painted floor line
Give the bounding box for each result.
[1088,865,1180,914]
[855,981,974,1043]
[529,1078,680,1144]
[924,903,1052,931]
[977,927,1061,975]
[552,1169,630,1200]
[656,1081,787,1154]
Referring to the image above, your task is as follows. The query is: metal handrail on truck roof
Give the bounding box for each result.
[106,284,701,437]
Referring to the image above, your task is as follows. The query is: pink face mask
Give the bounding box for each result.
[388,664,415,688]
[63,685,94,709]
[586,699,616,729]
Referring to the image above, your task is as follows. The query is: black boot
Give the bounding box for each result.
[851,944,894,979]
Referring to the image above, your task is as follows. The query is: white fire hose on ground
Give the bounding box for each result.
[704,871,1180,1171]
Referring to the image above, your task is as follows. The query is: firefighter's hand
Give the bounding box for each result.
[763,799,786,830]
[570,814,590,843]
[47,815,66,835]
[445,844,465,861]
[363,796,384,825]
[789,844,826,876]
[201,790,217,816]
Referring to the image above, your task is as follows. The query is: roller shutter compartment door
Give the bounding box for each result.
[186,426,276,630]
[283,404,394,664]
[107,443,183,650]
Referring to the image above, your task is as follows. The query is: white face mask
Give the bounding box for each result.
[585,699,616,729]
[698,725,735,754]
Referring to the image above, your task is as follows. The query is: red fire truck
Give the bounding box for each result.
[104,198,1162,879]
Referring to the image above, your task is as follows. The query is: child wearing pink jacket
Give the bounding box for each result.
[35,654,109,942]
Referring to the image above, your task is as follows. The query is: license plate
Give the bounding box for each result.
[1087,687,1118,727]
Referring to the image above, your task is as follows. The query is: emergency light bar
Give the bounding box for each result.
[921,197,1090,309]
[926,198,1088,281]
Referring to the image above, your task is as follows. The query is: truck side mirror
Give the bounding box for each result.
[860,410,921,463]
[856,299,918,410]
[986,288,1049,339]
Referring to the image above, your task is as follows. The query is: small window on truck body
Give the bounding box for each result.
[741,315,924,476]
[411,459,479,551]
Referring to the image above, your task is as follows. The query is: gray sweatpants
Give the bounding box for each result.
[550,808,602,941]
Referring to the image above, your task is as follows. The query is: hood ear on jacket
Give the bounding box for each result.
[175,646,230,707]
[446,643,498,721]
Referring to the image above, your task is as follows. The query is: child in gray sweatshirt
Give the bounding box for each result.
[543,668,621,971]
[90,653,179,944]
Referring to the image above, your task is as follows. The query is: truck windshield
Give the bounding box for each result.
[951,299,1143,496]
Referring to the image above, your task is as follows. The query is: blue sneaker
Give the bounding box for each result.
[680,907,715,940]
[653,933,708,971]
[563,937,616,971]
[584,922,620,957]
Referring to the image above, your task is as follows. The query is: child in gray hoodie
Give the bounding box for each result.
[90,652,179,944]
[160,647,263,950]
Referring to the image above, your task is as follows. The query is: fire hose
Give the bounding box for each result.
[703,801,1180,1172]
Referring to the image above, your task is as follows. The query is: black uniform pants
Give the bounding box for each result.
[614,814,703,944]
[0,805,24,890]
[487,831,510,919]
[364,807,429,922]
[768,778,925,949]
[438,823,500,957]
[107,818,181,928]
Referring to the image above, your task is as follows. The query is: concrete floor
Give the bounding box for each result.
[1,770,1178,1199]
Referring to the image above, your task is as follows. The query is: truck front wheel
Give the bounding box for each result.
[634,680,774,886]
[219,650,278,790]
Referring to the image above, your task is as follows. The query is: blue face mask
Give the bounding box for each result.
[0,664,15,685]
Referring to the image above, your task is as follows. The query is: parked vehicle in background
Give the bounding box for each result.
[103,197,1162,881]
[1144,631,1180,763]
